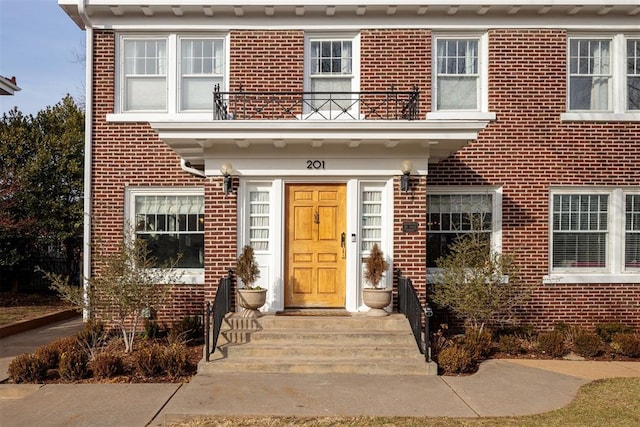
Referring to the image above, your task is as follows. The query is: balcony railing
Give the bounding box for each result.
[213,84,419,121]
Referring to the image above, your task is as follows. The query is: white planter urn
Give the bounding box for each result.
[362,288,392,317]
[237,288,267,318]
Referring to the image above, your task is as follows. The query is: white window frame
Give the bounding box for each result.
[303,33,361,119]
[178,36,226,112]
[111,33,229,121]
[428,33,495,121]
[124,187,205,285]
[627,37,640,112]
[120,36,168,113]
[545,187,640,284]
[562,33,640,122]
[426,187,503,278]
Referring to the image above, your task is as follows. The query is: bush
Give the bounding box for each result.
[144,319,162,339]
[163,343,192,378]
[91,351,124,378]
[76,320,107,357]
[573,331,603,357]
[461,326,493,360]
[59,348,89,381]
[134,343,165,377]
[34,344,60,370]
[168,315,203,344]
[611,333,640,358]
[8,353,47,383]
[437,344,474,375]
[596,323,633,343]
[498,334,522,355]
[537,330,565,357]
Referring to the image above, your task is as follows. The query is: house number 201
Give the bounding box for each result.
[306,160,325,169]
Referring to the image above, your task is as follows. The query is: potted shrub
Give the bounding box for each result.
[235,245,266,318]
[362,243,391,317]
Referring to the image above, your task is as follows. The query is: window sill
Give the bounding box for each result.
[151,270,204,285]
[106,112,214,123]
[426,111,497,121]
[560,112,640,122]
[543,273,640,284]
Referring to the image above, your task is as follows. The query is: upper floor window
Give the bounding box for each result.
[123,38,167,111]
[435,38,479,111]
[427,189,501,269]
[117,34,227,116]
[565,35,640,119]
[305,34,360,115]
[547,188,640,282]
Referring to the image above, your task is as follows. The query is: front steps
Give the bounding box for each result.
[199,313,437,375]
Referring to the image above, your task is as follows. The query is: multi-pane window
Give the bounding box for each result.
[308,39,354,111]
[427,194,493,268]
[134,194,204,268]
[249,191,270,251]
[180,38,225,111]
[361,190,382,252]
[123,39,167,111]
[552,194,608,269]
[569,39,611,111]
[436,38,479,110]
[628,39,640,111]
[626,194,640,269]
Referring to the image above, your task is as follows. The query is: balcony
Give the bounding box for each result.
[213,85,419,121]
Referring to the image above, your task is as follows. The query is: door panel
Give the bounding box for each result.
[285,184,346,308]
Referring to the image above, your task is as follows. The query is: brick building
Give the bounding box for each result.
[60,1,640,329]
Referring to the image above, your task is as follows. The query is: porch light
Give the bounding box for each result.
[221,162,234,194]
[400,160,412,192]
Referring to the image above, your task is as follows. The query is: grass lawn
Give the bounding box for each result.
[0,293,72,326]
[172,377,640,427]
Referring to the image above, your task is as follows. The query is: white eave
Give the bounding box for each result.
[0,76,20,96]
[149,119,491,166]
[59,1,640,29]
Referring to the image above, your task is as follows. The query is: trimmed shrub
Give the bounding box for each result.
[596,323,633,343]
[163,343,192,378]
[611,333,640,358]
[134,343,165,377]
[59,348,89,381]
[573,332,603,357]
[438,344,474,375]
[91,351,124,378]
[498,334,522,355]
[34,344,60,370]
[537,330,565,357]
[8,353,47,383]
[461,326,493,360]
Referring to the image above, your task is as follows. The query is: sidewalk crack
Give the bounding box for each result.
[439,377,481,417]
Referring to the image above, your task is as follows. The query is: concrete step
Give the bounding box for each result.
[219,342,423,360]
[219,329,417,346]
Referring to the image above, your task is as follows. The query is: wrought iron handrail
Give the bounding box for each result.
[213,84,420,121]
[397,269,432,362]
[205,269,233,361]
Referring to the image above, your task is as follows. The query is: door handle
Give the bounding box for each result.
[341,232,346,259]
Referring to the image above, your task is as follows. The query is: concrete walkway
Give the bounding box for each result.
[1,318,639,427]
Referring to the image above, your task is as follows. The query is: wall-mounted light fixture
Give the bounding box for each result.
[400,160,413,192]
[220,162,234,194]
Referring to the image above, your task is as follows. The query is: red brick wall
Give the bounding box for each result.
[428,29,640,329]
[91,30,206,325]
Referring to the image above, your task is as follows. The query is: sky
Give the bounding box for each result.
[0,0,85,116]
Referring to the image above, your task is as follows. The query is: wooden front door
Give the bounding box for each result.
[285,184,347,308]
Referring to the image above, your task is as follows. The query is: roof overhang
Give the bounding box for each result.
[0,76,20,96]
[150,119,491,174]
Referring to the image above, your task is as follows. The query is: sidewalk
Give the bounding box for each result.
[0,318,639,427]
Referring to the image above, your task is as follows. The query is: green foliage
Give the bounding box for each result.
[431,229,533,329]
[59,347,89,381]
[596,322,633,343]
[363,243,390,288]
[573,331,603,357]
[498,334,522,355]
[437,344,474,375]
[537,330,566,357]
[8,353,47,383]
[144,318,162,339]
[134,343,166,376]
[610,333,640,358]
[90,351,124,378]
[235,245,261,289]
[0,97,84,276]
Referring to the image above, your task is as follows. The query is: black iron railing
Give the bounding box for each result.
[213,84,420,121]
[204,270,233,361]
[397,269,432,362]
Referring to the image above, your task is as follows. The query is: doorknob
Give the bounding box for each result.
[314,211,320,224]
[341,232,346,259]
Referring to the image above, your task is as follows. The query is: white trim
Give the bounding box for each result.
[124,186,205,284]
[545,186,640,284]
